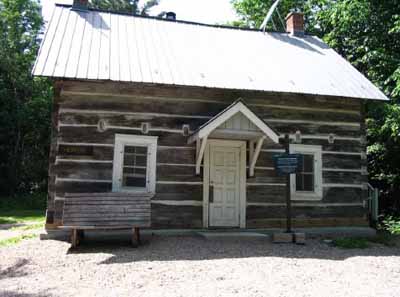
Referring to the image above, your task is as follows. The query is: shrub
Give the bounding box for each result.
[380,216,400,235]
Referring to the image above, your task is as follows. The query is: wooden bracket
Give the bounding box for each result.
[196,136,208,175]
[249,136,265,177]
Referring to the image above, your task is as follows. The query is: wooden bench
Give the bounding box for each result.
[60,192,152,248]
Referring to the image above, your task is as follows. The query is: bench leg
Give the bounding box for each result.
[71,229,78,248]
[131,227,140,247]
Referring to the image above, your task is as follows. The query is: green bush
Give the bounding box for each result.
[380,216,400,235]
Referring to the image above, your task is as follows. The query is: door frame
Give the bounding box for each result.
[203,139,246,228]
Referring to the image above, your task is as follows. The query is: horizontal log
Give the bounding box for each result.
[322,187,366,203]
[323,154,362,170]
[156,165,201,182]
[247,168,285,184]
[322,171,366,184]
[157,147,196,164]
[56,181,112,195]
[152,192,203,202]
[155,183,202,195]
[303,139,364,153]
[58,145,114,160]
[54,162,113,180]
[60,80,361,111]
[58,126,189,146]
[268,122,361,137]
[151,203,202,228]
[246,217,368,228]
[246,185,286,203]
[246,205,366,220]
[59,112,207,132]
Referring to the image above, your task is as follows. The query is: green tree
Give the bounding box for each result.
[91,0,161,15]
[232,0,400,214]
[231,0,310,30]
[0,0,52,195]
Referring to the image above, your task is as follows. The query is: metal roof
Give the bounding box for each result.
[33,5,388,101]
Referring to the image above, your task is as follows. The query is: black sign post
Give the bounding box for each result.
[284,134,291,233]
[273,135,302,233]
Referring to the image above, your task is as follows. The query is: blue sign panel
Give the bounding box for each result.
[273,154,303,175]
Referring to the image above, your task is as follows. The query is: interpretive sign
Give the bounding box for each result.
[273,153,302,175]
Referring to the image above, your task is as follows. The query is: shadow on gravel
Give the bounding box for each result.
[65,234,400,264]
[0,258,30,280]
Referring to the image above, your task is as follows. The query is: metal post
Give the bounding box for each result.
[285,134,292,233]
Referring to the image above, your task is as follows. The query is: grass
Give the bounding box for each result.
[0,209,45,225]
[333,237,370,249]
[0,234,37,247]
[10,222,44,231]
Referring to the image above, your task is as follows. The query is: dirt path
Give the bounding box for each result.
[1,235,400,297]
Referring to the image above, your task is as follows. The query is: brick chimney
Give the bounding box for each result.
[72,0,89,11]
[285,12,304,35]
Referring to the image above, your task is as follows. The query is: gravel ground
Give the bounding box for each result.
[1,235,400,297]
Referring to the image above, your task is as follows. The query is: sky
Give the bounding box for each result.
[41,0,238,24]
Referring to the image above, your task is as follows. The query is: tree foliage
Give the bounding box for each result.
[0,0,52,195]
[90,0,160,15]
[232,0,400,214]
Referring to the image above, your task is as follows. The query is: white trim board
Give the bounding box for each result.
[112,134,158,193]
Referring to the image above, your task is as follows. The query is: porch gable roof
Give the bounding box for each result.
[188,99,280,144]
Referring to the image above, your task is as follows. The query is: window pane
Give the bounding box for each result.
[295,154,315,192]
[122,145,148,188]
[303,155,314,173]
[303,174,314,191]
[124,176,146,187]
[296,174,304,191]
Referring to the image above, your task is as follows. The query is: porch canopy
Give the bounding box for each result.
[188,99,280,176]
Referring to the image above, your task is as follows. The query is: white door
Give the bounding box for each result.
[209,145,241,227]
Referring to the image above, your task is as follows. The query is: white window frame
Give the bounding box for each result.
[289,144,322,201]
[112,134,158,193]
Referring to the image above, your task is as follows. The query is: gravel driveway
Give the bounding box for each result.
[1,234,400,297]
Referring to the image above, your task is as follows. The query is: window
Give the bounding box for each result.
[290,144,322,200]
[112,134,158,193]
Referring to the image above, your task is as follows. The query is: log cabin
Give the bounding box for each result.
[33,1,388,233]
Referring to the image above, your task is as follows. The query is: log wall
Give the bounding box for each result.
[47,80,369,228]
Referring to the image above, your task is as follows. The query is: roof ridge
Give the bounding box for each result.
[55,3,296,35]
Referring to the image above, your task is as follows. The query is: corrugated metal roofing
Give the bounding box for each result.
[33,5,388,101]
